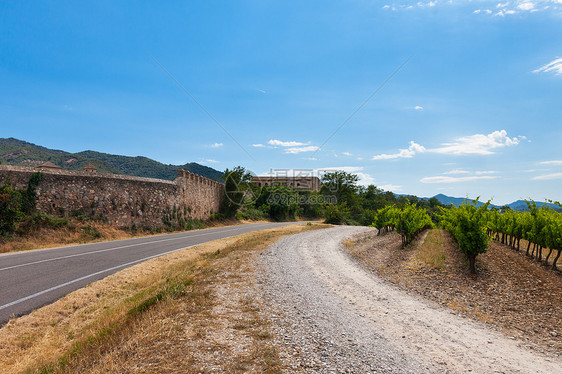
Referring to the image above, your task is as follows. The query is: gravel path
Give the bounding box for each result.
[257,226,562,373]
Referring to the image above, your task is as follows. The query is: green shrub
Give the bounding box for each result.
[237,207,269,221]
[0,181,23,237]
[17,211,68,234]
[323,204,350,225]
[82,225,103,240]
[438,200,490,274]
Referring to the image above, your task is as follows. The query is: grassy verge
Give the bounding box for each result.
[0,222,326,374]
[0,217,259,254]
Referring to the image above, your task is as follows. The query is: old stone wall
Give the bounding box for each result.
[0,165,224,228]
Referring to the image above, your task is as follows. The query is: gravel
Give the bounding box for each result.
[256,226,562,373]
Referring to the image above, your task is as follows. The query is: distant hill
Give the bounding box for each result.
[430,194,491,208]
[504,200,560,211]
[429,193,560,212]
[0,138,224,182]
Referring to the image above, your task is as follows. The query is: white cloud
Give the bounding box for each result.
[431,130,522,155]
[532,172,562,180]
[211,142,223,148]
[387,0,562,15]
[444,169,470,175]
[444,169,496,175]
[518,1,536,10]
[319,166,364,173]
[254,139,318,152]
[475,170,498,175]
[257,89,266,94]
[420,175,498,183]
[495,9,517,16]
[379,184,403,192]
[356,172,376,186]
[203,159,219,163]
[421,168,499,183]
[540,160,562,165]
[342,152,353,156]
[285,145,320,154]
[268,139,308,147]
[533,58,562,75]
[371,130,522,162]
[414,105,424,110]
[372,141,426,160]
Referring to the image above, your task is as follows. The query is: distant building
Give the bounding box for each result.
[252,176,321,192]
[37,161,61,170]
[83,163,97,173]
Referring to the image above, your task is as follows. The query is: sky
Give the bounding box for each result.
[1,1,561,205]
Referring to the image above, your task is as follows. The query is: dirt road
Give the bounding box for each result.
[258,226,562,373]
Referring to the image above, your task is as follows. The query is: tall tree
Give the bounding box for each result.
[221,166,253,217]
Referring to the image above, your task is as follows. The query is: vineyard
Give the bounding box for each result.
[370,203,433,247]
[486,201,562,270]
[371,199,561,274]
[438,201,490,273]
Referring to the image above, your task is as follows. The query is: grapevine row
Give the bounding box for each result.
[486,202,562,270]
[371,203,433,247]
[438,200,490,274]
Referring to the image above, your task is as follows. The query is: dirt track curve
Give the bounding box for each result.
[258,226,562,373]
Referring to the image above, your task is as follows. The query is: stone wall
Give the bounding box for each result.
[0,165,224,228]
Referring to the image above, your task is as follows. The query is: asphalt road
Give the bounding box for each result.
[0,222,301,325]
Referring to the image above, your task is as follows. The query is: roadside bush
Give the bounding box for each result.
[236,207,268,221]
[70,209,94,222]
[21,171,42,214]
[0,181,23,237]
[81,225,103,240]
[254,185,299,221]
[17,211,69,234]
[323,204,350,225]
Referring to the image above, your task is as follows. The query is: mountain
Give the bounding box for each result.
[430,193,560,212]
[505,200,560,211]
[429,194,491,207]
[0,138,224,182]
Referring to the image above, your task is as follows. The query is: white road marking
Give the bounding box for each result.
[0,225,254,272]
[0,245,195,312]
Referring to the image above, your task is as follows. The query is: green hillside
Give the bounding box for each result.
[0,138,224,182]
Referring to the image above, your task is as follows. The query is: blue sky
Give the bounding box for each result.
[1,1,561,205]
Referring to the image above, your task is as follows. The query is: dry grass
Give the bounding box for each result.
[416,229,446,269]
[0,220,134,253]
[0,223,327,374]
[0,218,264,254]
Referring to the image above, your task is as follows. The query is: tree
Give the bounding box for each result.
[0,172,43,237]
[0,181,23,236]
[21,172,42,214]
[221,166,254,218]
[320,171,359,206]
[254,185,299,221]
